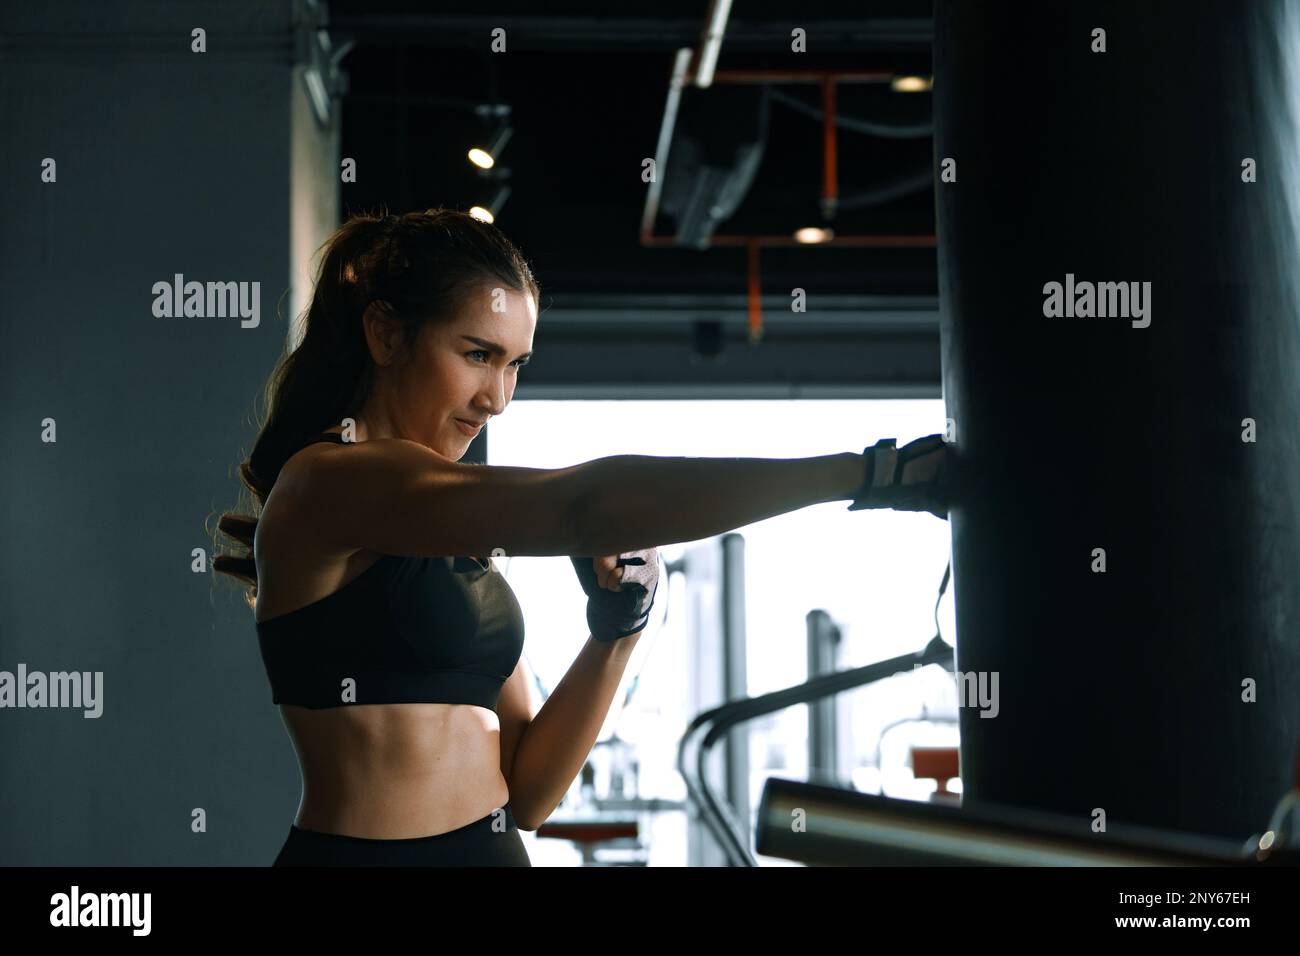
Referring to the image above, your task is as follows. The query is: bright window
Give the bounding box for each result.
[488,399,957,865]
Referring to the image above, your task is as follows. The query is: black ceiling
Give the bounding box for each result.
[330,1,937,304]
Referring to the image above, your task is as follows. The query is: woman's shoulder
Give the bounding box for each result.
[258,437,349,550]
[279,434,343,480]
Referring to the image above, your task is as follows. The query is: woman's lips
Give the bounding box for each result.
[455,418,484,436]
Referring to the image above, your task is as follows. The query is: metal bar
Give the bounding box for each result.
[709,70,898,84]
[641,48,694,243]
[640,234,937,248]
[691,0,734,89]
[755,778,1279,867]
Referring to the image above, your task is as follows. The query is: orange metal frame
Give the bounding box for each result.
[641,68,936,343]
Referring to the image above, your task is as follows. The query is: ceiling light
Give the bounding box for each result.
[467,126,513,169]
[795,227,834,244]
[469,185,511,225]
[891,75,933,93]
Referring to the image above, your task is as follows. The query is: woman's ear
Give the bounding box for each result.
[361,302,402,366]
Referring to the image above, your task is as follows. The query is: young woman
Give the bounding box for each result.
[214,208,949,866]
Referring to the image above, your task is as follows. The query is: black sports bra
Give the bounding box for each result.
[255,432,526,710]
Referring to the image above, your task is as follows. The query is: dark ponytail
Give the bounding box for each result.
[209,207,540,609]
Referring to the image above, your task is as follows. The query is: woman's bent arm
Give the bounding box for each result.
[506,632,642,830]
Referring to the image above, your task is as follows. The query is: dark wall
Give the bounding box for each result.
[0,0,317,864]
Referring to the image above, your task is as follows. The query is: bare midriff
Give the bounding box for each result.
[278,702,510,839]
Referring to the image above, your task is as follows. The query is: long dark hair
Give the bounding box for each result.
[210,207,540,609]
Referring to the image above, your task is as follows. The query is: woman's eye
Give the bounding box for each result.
[468,350,528,369]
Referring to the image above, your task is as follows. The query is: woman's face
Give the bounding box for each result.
[369,283,537,460]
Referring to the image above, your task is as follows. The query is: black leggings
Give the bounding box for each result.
[272,803,531,867]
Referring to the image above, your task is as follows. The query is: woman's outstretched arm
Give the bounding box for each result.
[565,452,863,555]
[289,437,864,559]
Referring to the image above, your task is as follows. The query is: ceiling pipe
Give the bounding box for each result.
[689,0,735,89]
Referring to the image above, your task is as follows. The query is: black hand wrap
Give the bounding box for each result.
[847,435,950,519]
[569,549,661,642]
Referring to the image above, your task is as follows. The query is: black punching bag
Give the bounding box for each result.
[934,0,1300,840]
